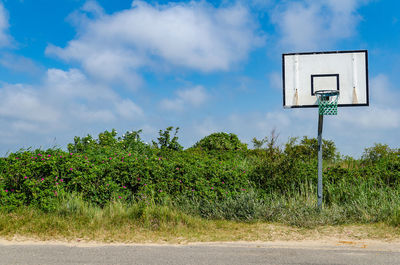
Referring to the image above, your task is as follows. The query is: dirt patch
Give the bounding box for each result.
[1,225,400,252]
[1,222,399,248]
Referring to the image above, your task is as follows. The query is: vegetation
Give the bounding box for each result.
[192,132,247,151]
[1,127,400,241]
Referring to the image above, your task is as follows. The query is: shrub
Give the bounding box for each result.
[284,136,338,162]
[362,143,399,163]
[152,127,183,151]
[67,129,150,155]
[191,132,247,151]
[0,146,253,209]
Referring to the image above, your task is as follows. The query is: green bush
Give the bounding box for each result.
[362,143,399,163]
[191,132,247,151]
[152,127,183,151]
[284,136,338,162]
[67,129,151,155]
[0,146,252,210]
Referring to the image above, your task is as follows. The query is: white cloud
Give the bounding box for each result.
[46,1,264,87]
[0,2,11,47]
[331,74,400,130]
[335,107,400,130]
[115,99,144,120]
[43,68,144,124]
[0,67,145,149]
[189,117,223,144]
[11,121,41,133]
[271,0,366,51]
[160,98,184,112]
[70,105,116,123]
[176,85,208,106]
[81,0,105,18]
[46,42,144,89]
[0,84,60,123]
[370,73,399,106]
[0,53,42,75]
[45,68,117,101]
[160,85,208,111]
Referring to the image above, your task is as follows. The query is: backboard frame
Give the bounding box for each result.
[282,50,369,108]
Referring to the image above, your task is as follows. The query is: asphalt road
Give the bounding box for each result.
[1,241,400,265]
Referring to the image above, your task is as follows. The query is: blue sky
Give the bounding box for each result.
[0,0,399,157]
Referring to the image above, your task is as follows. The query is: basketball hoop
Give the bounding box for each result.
[283,50,369,209]
[315,90,339,115]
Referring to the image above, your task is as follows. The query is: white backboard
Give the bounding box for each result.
[282,50,369,108]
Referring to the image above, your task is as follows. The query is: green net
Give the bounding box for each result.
[316,91,339,115]
[318,100,338,115]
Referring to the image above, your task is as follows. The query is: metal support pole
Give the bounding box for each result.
[317,114,324,209]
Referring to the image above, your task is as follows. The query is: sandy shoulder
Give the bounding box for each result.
[1,236,400,252]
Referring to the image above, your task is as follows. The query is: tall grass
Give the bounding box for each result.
[0,193,209,242]
[172,182,400,228]
[1,183,399,242]
[55,193,201,230]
